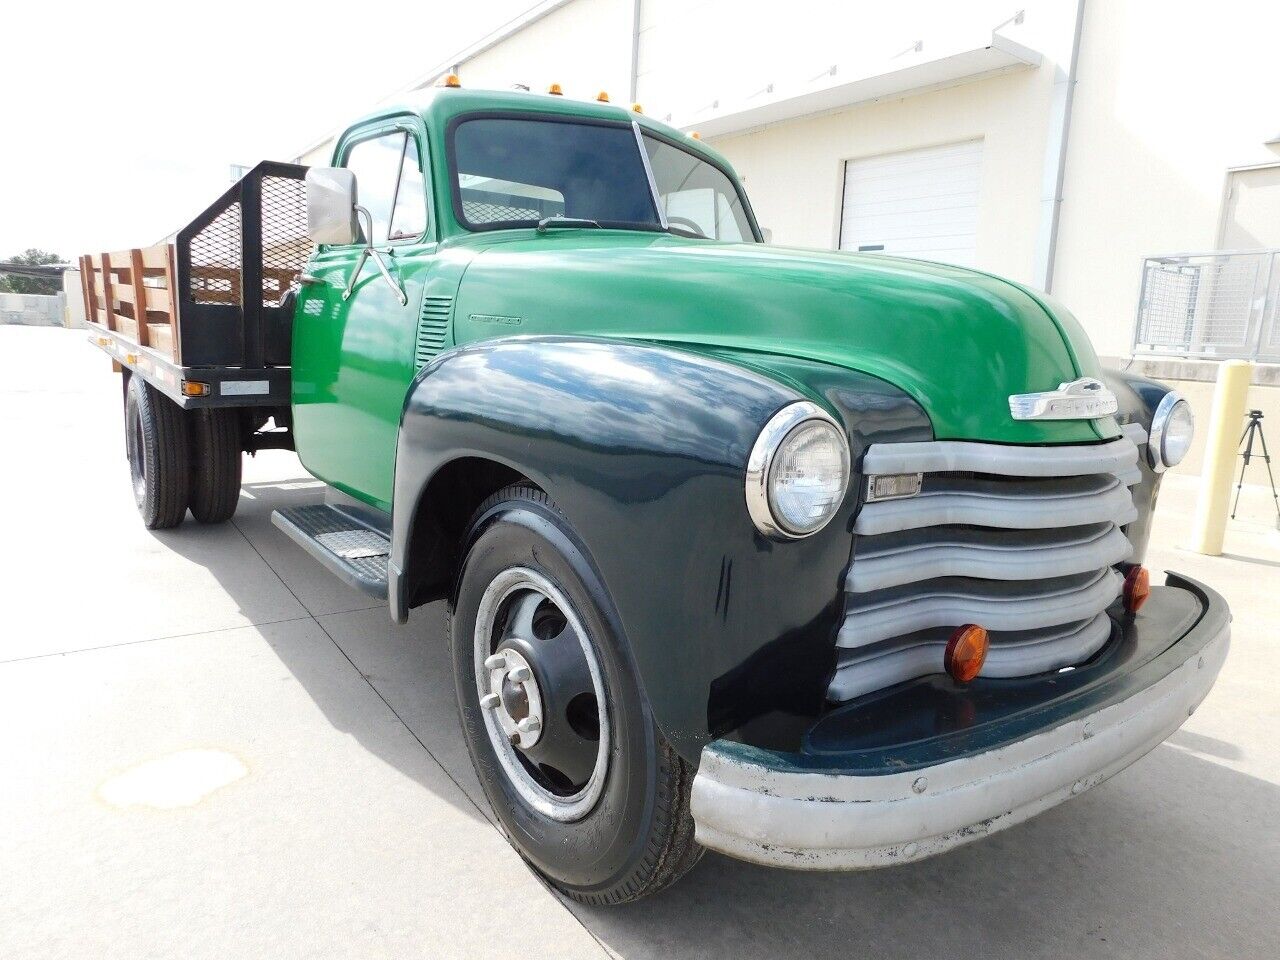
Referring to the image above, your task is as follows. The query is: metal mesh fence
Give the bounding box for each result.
[188,202,242,305]
[1134,251,1279,361]
[261,176,310,307]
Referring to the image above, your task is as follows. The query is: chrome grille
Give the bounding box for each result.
[830,431,1145,703]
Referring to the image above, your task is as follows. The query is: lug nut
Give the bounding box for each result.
[517,717,541,735]
[509,666,532,683]
[480,693,500,710]
[484,654,506,671]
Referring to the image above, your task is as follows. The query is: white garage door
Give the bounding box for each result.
[839,140,983,267]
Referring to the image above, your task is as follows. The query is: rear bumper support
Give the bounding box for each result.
[691,576,1229,870]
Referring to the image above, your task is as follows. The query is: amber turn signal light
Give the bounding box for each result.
[1123,565,1150,614]
[440,74,461,88]
[181,380,211,398]
[547,83,563,95]
[945,624,988,683]
[596,90,610,102]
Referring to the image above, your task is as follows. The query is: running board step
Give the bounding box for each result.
[271,505,389,599]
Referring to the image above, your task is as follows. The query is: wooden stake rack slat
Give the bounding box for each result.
[80,244,181,360]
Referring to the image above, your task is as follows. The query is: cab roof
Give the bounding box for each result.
[354,86,737,173]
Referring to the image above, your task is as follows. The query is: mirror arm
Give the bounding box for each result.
[342,206,409,306]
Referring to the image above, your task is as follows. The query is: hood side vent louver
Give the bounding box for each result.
[414,295,454,369]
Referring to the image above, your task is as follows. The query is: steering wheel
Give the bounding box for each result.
[665,216,708,239]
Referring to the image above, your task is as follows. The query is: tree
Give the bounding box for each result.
[0,249,64,296]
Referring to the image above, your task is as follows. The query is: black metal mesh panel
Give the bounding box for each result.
[188,202,242,305]
[462,199,542,223]
[261,176,310,307]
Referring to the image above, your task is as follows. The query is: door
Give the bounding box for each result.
[839,139,983,267]
[292,122,434,511]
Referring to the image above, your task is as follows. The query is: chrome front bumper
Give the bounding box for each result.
[691,577,1229,870]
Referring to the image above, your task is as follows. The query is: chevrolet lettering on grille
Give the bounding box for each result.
[1008,377,1119,421]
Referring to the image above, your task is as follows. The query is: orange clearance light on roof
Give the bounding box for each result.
[945,624,988,683]
[632,103,643,113]
[182,380,211,398]
[1123,565,1150,614]
[440,74,461,88]
[690,131,702,139]
[596,90,610,102]
[547,82,563,95]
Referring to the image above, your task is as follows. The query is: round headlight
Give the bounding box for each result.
[746,402,850,539]
[1149,393,1194,472]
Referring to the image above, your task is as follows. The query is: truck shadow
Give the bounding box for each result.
[158,477,1279,958]
[152,475,495,826]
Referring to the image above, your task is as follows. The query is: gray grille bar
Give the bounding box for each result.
[838,568,1123,650]
[847,523,1133,593]
[854,476,1137,535]
[861,434,1139,478]
[829,613,1113,702]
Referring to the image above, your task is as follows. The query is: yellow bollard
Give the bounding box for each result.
[1189,360,1253,555]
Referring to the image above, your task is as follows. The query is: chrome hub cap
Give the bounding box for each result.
[474,568,610,822]
[482,648,545,748]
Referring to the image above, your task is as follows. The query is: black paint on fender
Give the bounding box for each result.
[389,336,932,763]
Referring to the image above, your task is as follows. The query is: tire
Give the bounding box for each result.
[188,409,242,524]
[125,376,190,529]
[449,485,702,904]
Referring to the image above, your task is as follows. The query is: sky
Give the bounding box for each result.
[0,0,539,262]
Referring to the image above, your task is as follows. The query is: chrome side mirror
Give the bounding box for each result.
[305,167,359,245]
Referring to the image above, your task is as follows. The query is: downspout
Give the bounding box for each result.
[629,0,642,103]
[1033,0,1086,294]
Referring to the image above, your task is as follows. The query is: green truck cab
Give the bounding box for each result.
[84,85,1227,903]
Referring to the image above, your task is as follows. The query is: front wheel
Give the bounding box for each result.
[449,485,702,904]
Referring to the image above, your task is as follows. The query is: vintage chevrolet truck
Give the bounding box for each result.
[81,84,1227,904]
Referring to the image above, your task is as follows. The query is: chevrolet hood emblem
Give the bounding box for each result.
[1008,377,1118,421]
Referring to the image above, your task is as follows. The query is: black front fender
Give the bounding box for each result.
[390,336,929,763]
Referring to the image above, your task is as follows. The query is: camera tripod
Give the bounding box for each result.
[1231,409,1280,525]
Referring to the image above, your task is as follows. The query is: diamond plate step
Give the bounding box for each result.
[271,504,389,598]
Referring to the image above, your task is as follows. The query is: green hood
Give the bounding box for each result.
[451,232,1119,444]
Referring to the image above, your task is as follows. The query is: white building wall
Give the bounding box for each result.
[450,0,632,101]
[637,0,1077,285]
[708,67,1053,284]
[297,0,633,168]
[1052,0,1280,359]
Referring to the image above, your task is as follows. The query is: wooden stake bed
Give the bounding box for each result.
[79,161,309,409]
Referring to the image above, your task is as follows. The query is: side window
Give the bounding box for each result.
[343,131,406,244]
[389,136,428,241]
[342,128,429,245]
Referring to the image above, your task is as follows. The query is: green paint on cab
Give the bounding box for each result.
[292,89,1120,509]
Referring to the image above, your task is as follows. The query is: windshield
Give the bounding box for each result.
[452,117,659,230]
[642,134,754,241]
[449,116,757,240]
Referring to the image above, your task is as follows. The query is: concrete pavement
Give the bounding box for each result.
[2,325,1277,959]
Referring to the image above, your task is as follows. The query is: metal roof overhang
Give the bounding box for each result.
[676,34,1042,139]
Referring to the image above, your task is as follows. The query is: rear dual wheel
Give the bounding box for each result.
[450,485,702,904]
[124,375,242,528]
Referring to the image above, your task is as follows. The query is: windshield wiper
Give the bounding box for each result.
[536,216,602,233]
